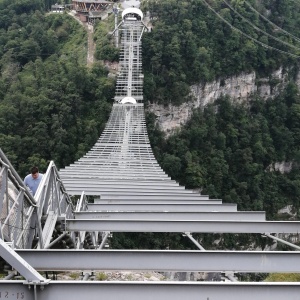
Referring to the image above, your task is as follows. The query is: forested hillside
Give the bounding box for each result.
[0,0,115,175]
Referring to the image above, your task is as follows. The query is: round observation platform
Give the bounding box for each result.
[122,7,143,21]
[120,97,137,104]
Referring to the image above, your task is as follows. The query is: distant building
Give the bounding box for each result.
[72,0,113,22]
[72,0,112,13]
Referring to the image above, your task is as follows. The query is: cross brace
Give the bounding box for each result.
[0,238,46,282]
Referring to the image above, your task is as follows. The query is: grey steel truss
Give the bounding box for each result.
[0,148,74,250]
[1,4,300,300]
[0,149,37,249]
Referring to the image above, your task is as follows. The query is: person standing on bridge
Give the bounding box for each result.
[24,166,43,196]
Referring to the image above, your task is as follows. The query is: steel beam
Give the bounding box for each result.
[63,177,178,185]
[83,195,210,199]
[66,219,300,233]
[61,183,185,190]
[87,203,237,212]
[61,170,168,176]
[91,200,223,205]
[15,249,300,273]
[74,211,266,221]
[1,281,300,300]
[64,191,205,200]
[65,162,161,168]
[69,158,159,163]
[97,195,209,200]
[63,176,172,181]
[60,179,181,187]
[65,187,198,195]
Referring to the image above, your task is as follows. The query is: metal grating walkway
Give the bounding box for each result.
[59,104,207,199]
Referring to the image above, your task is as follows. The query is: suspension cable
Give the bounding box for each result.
[244,0,300,44]
[200,0,300,59]
[222,0,300,51]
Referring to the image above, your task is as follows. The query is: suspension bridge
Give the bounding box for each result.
[1,4,300,300]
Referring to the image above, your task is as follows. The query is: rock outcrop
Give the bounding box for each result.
[148,68,294,135]
[268,162,293,173]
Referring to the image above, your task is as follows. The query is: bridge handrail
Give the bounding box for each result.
[0,149,75,249]
[34,161,75,248]
[0,148,38,248]
[35,161,74,218]
[0,148,36,206]
[75,191,89,212]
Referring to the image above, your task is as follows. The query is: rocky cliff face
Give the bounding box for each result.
[148,68,299,135]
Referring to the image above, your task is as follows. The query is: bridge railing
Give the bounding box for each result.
[75,191,89,213]
[0,148,75,249]
[0,148,37,249]
[34,161,75,249]
[35,161,74,219]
